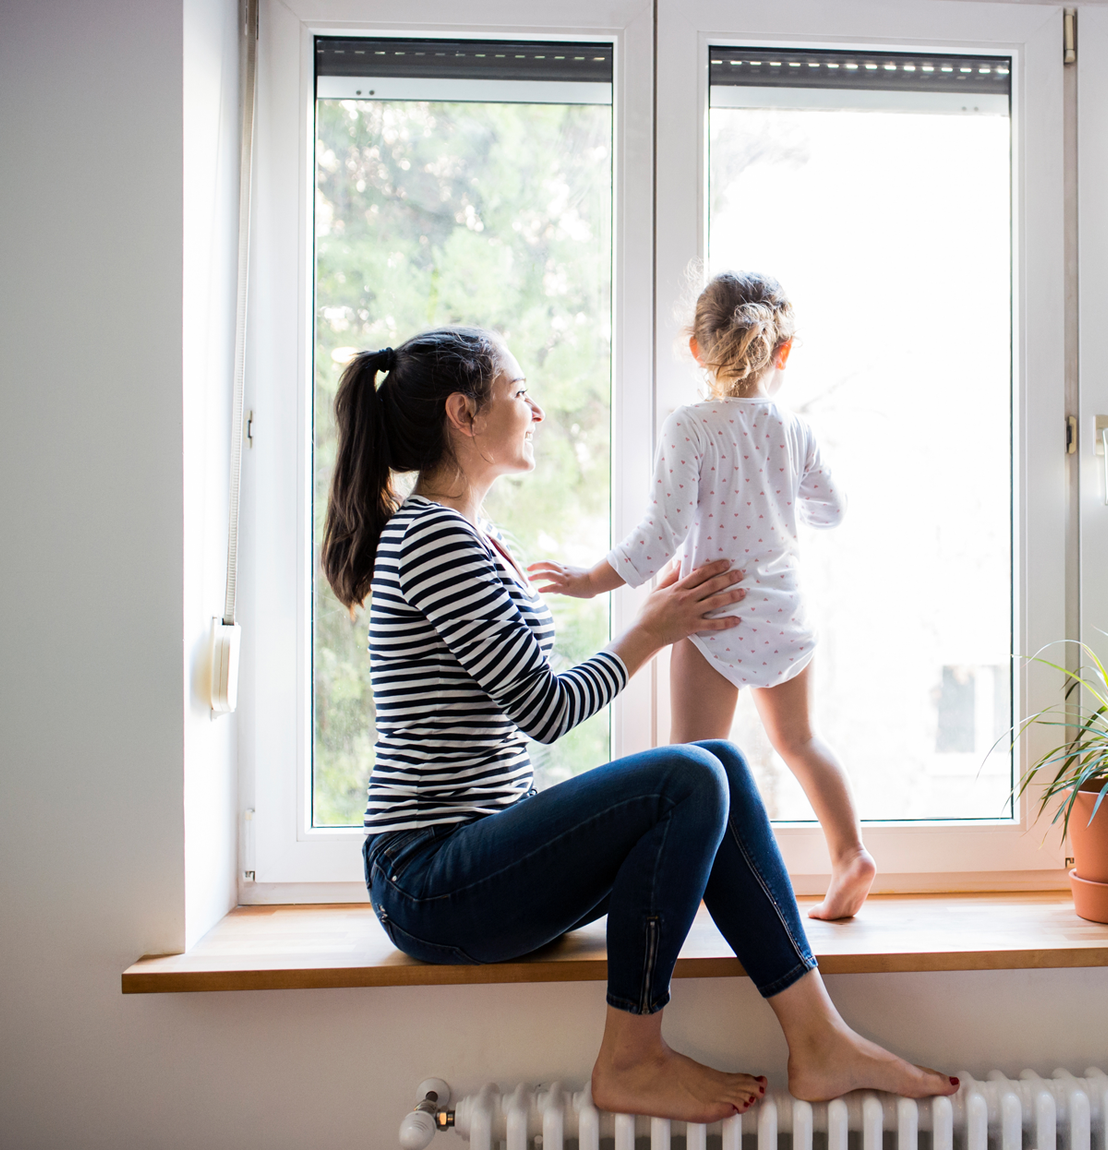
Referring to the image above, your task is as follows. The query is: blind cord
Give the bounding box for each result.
[209,0,258,714]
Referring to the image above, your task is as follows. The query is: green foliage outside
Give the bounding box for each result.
[313,97,614,826]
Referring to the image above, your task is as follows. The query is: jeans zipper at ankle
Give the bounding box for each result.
[639,916,660,1013]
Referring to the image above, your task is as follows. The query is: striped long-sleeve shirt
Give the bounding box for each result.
[364,496,628,832]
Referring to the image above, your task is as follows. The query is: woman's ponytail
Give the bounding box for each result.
[321,349,398,612]
[320,327,504,612]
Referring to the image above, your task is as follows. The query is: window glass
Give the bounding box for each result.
[708,48,1013,821]
[312,40,614,825]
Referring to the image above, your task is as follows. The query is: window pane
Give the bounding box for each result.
[313,95,613,826]
[708,57,1013,822]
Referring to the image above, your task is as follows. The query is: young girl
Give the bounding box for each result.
[530,272,875,921]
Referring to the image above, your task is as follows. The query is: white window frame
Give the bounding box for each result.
[242,0,655,896]
[1079,10,1108,694]
[242,0,1074,900]
[655,0,1068,890]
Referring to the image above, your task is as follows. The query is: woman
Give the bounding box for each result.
[322,327,957,1124]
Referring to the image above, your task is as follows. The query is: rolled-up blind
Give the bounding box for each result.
[709,46,1010,114]
[316,37,613,104]
[709,47,1010,95]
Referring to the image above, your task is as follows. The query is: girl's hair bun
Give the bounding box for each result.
[688,272,795,398]
[732,301,776,337]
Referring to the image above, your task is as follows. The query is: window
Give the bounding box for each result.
[707,46,1014,823]
[312,38,615,826]
[655,0,1065,885]
[245,0,1068,896]
[245,0,653,889]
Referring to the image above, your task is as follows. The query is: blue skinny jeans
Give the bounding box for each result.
[363,740,816,1014]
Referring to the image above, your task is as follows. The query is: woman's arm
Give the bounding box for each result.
[529,556,746,674]
[396,507,628,744]
[397,506,743,742]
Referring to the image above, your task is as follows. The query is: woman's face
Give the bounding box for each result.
[472,348,545,475]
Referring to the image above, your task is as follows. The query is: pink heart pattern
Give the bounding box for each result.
[602,396,846,688]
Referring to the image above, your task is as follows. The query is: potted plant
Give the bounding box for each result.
[1013,643,1108,923]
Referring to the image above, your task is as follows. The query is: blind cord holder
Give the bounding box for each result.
[210,617,242,714]
[211,0,258,715]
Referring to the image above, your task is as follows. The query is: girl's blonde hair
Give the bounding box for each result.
[688,271,795,398]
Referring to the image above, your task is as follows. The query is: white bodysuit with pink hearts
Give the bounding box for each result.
[606,396,845,688]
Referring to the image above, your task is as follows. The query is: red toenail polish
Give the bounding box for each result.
[950,1078,960,1087]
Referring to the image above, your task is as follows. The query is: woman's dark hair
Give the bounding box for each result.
[321,326,504,611]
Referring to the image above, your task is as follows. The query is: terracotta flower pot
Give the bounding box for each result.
[1067,780,1108,924]
[1069,782,1108,881]
[1069,873,1108,923]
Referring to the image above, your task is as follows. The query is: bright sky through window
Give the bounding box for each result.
[709,52,1013,822]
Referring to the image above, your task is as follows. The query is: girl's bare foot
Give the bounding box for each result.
[592,1006,766,1122]
[769,971,958,1102]
[808,847,876,921]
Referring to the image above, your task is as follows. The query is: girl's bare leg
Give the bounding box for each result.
[591,1005,766,1122]
[752,665,875,920]
[767,969,958,1101]
[669,637,740,742]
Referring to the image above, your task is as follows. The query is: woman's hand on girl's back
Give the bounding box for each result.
[607,561,745,679]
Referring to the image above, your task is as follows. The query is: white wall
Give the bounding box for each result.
[1,1,1107,1148]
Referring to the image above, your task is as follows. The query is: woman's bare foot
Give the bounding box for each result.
[786,1018,957,1101]
[591,1006,766,1122]
[769,971,958,1102]
[808,847,876,921]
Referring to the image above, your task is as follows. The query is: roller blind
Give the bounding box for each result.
[316,37,613,104]
[709,46,1010,114]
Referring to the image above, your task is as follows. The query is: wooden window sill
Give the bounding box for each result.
[121,891,1108,994]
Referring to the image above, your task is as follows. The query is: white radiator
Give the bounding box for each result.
[400,1070,1107,1150]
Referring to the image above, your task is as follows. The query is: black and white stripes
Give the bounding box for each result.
[365,497,627,832]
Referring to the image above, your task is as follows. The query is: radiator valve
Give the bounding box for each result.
[400,1079,452,1150]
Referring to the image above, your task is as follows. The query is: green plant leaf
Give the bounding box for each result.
[1005,641,1108,842]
